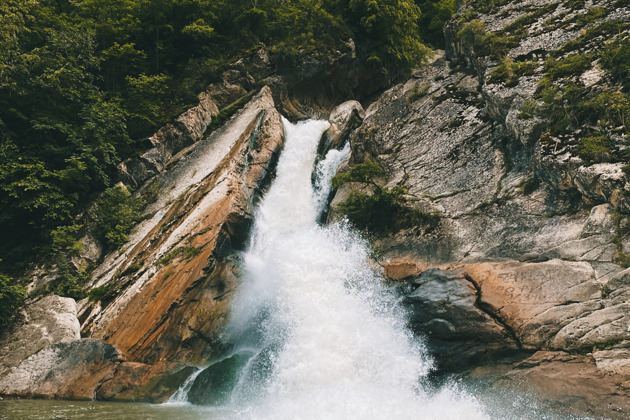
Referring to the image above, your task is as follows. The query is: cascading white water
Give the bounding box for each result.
[166,368,203,405]
[224,118,489,419]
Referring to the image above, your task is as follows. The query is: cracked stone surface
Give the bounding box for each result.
[0,295,80,379]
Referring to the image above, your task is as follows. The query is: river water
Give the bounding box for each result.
[0,119,591,420]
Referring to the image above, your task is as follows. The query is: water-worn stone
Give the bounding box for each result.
[465,260,604,350]
[593,347,630,376]
[0,339,120,400]
[326,100,365,150]
[492,351,630,420]
[0,295,79,379]
[404,269,518,369]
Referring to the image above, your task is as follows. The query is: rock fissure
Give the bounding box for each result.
[464,273,524,350]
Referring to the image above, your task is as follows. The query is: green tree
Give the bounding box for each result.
[0,273,26,327]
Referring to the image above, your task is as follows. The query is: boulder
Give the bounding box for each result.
[325,100,365,151]
[0,339,120,400]
[491,351,630,420]
[0,295,80,379]
[404,268,518,369]
[465,260,602,350]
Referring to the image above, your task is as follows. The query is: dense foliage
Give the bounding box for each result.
[0,272,27,327]
[0,0,452,324]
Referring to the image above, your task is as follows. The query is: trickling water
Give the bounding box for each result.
[223,118,488,419]
[166,368,203,405]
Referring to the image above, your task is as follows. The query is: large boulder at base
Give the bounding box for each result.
[464,261,629,351]
[490,351,630,420]
[0,295,80,378]
[0,339,120,400]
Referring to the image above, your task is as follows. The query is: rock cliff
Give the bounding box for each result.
[329,0,630,417]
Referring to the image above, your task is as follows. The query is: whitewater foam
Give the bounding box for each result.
[224,118,489,420]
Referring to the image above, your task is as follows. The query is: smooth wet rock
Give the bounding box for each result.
[404,268,518,369]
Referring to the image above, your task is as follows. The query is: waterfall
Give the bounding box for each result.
[218,118,489,419]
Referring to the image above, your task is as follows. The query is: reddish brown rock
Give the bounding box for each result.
[382,257,427,280]
[492,351,630,420]
[464,260,602,350]
[0,86,287,401]
[80,87,284,379]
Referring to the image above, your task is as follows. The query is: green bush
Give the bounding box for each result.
[338,186,439,233]
[87,283,115,302]
[93,184,144,251]
[49,266,90,300]
[456,19,518,59]
[577,135,612,162]
[51,224,84,254]
[544,53,592,81]
[331,160,385,189]
[602,38,630,89]
[489,57,538,87]
[0,273,27,327]
[519,99,542,119]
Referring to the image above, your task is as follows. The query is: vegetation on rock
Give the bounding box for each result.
[0,272,27,328]
[332,160,439,233]
[338,186,440,233]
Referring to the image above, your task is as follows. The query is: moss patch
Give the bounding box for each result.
[489,58,538,87]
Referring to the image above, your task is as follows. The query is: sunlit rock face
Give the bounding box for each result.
[0,86,286,401]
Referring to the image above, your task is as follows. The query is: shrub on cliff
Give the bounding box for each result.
[93,184,144,251]
[331,160,385,189]
[332,160,439,233]
[602,38,630,90]
[456,19,517,59]
[0,273,26,328]
[338,186,439,233]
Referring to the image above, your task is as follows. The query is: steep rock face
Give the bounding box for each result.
[81,86,284,378]
[0,86,286,401]
[330,0,630,416]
